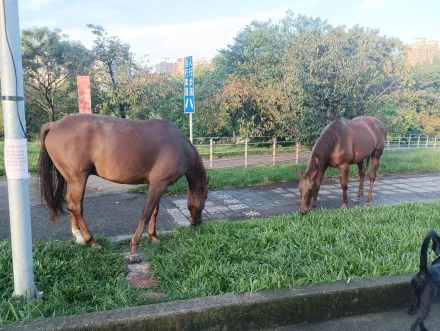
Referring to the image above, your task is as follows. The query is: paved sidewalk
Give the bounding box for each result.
[165,171,440,225]
[0,172,439,240]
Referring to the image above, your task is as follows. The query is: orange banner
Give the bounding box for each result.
[77,76,91,114]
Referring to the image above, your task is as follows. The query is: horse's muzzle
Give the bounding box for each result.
[190,219,202,227]
[299,208,309,215]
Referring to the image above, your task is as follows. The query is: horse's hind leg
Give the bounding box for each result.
[352,161,366,203]
[148,204,160,243]
[130,182,167,263]
[67,178,100,248]
[70,203,85,245]
[340,163,349,208]
[366,151,382,205]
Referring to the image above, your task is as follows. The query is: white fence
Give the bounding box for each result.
[194,134,439,170]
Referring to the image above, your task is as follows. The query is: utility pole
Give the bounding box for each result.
[0,0,36,297]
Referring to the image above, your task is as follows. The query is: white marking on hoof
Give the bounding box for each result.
[352,197,361,203]
[72,229,85,245]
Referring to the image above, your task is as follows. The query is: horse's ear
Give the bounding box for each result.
[310,170,318,180]
[297,169,303,177]
[314,156,319,165]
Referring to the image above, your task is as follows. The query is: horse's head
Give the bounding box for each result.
[188,174,209,226]
[297,169,318,215]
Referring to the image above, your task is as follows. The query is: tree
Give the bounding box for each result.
[194,65,230,137]
[281,22,407,145]
[411,60,440,134]
[216,75,259,141]
[21,27,91,122]
[87,24,144,119]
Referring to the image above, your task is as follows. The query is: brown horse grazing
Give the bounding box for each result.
[38,113,208,262]
[297,116,386,214]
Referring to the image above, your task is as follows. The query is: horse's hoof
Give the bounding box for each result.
[129,254,141,263]
[150,236,160,243]
[91,242,102,249]
[352,197,361,203]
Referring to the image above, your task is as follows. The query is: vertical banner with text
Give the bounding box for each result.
[77,75,92,114]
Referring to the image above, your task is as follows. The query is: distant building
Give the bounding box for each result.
[405,38,440,66]
[155,61,173,73]
[171,58,184,76]
[153,57,212,76]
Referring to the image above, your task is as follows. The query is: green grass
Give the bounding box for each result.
[140,201,440,300]
[0,141,301,175]
[1,200,440,323]
[195,142,303,159]
[131,149,440,194]
[0,238,159,324]
[1,142,440,196]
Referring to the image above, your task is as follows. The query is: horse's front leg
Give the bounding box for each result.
[340,164,349,208]
[130,182,167,263]
[310,173,323,209]
[366,152,382,205]
[147,204,160,243]
[352,161,366,203]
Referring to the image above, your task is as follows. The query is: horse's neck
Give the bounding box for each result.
[186,172,205,198]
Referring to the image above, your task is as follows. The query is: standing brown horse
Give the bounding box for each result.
[38,113,208,262]
[298,116,386,214]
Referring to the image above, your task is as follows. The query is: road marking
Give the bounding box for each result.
[167,208,189,226]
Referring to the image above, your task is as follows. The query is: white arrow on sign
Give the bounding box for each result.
[185,97,193,110]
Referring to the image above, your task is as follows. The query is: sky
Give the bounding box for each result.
[17,0,440,64]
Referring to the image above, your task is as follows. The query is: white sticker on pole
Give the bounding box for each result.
[4,139,30,179]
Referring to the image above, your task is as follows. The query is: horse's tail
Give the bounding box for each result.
[420,230,436,276]
[366,155,371,170]
[38,122,67,222]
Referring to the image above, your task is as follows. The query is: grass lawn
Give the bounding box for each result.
[132,148,440,194]
[195,142,303,158]
[1,200,440,323]
[1,142,440,196]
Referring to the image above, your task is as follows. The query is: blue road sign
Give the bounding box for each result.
[184,56,194,114]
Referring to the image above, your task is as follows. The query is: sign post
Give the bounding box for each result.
[0,0,36,297]
[184,56,194,143]
[77,75,92,114]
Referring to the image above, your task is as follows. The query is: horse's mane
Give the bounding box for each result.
[307,118,348,173]
[189,143,208,196]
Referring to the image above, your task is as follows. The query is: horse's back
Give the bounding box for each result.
[348,116,386,155]
[43,114,194,185]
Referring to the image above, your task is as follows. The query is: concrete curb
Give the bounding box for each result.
[4,274,413,331]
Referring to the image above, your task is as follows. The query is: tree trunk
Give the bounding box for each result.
[119,103,126,119]
[229,110,238,144]
[326,101,333,121]
[50,104,55,122]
